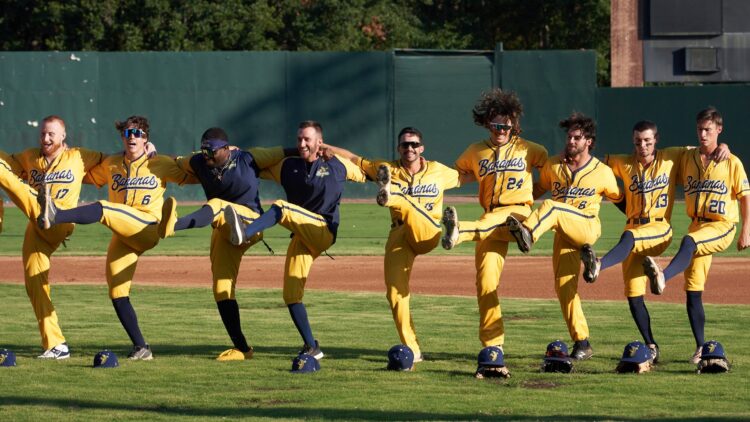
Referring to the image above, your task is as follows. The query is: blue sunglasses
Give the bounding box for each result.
[123,128,146,138]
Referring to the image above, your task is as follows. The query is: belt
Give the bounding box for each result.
[692,217,715,223]
[489,203,528,211]
[627,217,664,225]
[391,219,404,228]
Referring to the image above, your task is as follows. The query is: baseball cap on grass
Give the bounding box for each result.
[701,340,726,359]
[620,341,651,364]
[0,349,16,367]
[477,346,505,367]
[93,350,119,368]
[291,353,320,373]
[387,344,414,371]
[544,340,571,362]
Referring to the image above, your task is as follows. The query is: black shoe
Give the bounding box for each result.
[506,216,532,253]
[299,340,324,360]
[581,244,599,283]
[570,340,593,360]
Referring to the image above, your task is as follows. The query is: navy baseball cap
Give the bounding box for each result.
[477,346,505,367]
[620,341,651,364]
[0,349,16,367]
[544,340,571,362]
[387,344,414,371]
[201,138,229,151]
[701,340,726,359]
[291,353,320,373]
[93,350,119,368]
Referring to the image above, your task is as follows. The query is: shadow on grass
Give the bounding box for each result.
[1,396,745,421]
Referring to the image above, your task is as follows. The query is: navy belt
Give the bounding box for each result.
[489,203,528,211]
[692,217,715,223]
[627,217,664,225]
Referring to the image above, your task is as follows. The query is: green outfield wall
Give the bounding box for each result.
[0,50,748,201]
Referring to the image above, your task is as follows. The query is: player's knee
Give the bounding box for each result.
[206,198,223,213]
[283,290,303,304]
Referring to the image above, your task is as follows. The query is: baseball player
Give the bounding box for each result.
[440,89,548,357]
[643,107,750,363]
[158,127,291,361]
[321,127,462,362]
[38,115,195,360]
[0,116,104,359]
[507,112,622,360]
[587,120,730,363]
[223,120,365,360]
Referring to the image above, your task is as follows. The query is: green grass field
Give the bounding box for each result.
[1,283,749,421]
[1,200,749,420]
[1,201,748,257]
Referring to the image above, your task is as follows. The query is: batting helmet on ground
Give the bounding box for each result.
[93,350,119,368]
[291,353,320,373]
[387,344,414,371]
[0,349,16,367]
[475,346,510,379]
[616,341,652,374]
[542,340,574,373]
[697,340,730,374]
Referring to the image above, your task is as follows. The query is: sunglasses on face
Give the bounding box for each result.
[201,148,218,159]
[123,128,146,138]
[399,141,422,149]
[489,122,512,131]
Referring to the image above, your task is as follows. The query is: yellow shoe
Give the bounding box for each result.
[158,197,178,239]
[216,347,254,361]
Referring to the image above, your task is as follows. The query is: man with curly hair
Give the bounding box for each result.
[506,112,622,360]
[440,89,548,363]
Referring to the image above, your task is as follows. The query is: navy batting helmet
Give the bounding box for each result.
[291,353,320,373]
[387,344,414,371]
[93,350,119,368]
[477,346,505,367]
[0,349,16,367]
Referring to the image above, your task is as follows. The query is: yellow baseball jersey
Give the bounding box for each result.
[537,156,621,215]
[87,153,195,218]
[358,157,460,220]
[11,147,104,208]
[455,136,548,211]
[605,147,687,221]
[680,149,750,222]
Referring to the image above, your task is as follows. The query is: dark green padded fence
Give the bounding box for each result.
[1,50,748,203]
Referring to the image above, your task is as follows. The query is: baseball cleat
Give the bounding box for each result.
[225,206,247,246]
[581,244,600,283]
[38,342,70,360]
[216,347,254,361]
[158,196,178,239]
[36,181,58,230]
[375,164,391,206]
[648,344,660,365]
[642,256,666,295]
[690,346,702,364]
[441,206,459,250]
[570,340,594,360]
[507,215,532,253]
[128,344,153,361]
[299,340,324,360]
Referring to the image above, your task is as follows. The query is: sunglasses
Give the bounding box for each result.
[489,122,512,131]
[399,141,422,149]
[123,128,146,138]
[201,148,219,159]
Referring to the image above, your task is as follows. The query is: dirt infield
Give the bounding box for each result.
[0,255,747,304]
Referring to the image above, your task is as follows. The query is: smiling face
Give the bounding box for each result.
[39,118,67,160]
[121,126,148,160]
[398,133,423,166]
[488,115,513,146]
[297,126,322,162]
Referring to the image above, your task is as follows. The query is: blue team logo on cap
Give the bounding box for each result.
[387,344,415,371]
[477,346,505,367]
[620,341,651,364]
[701,340,726,359]
[544,340,571,362]
[291,353,320,373]
[93,350,119,368]
[0,349,16,367]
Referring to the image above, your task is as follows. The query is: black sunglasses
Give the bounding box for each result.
[489,122,512,131]
[123,128,146,138]
[399,141,422,149]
